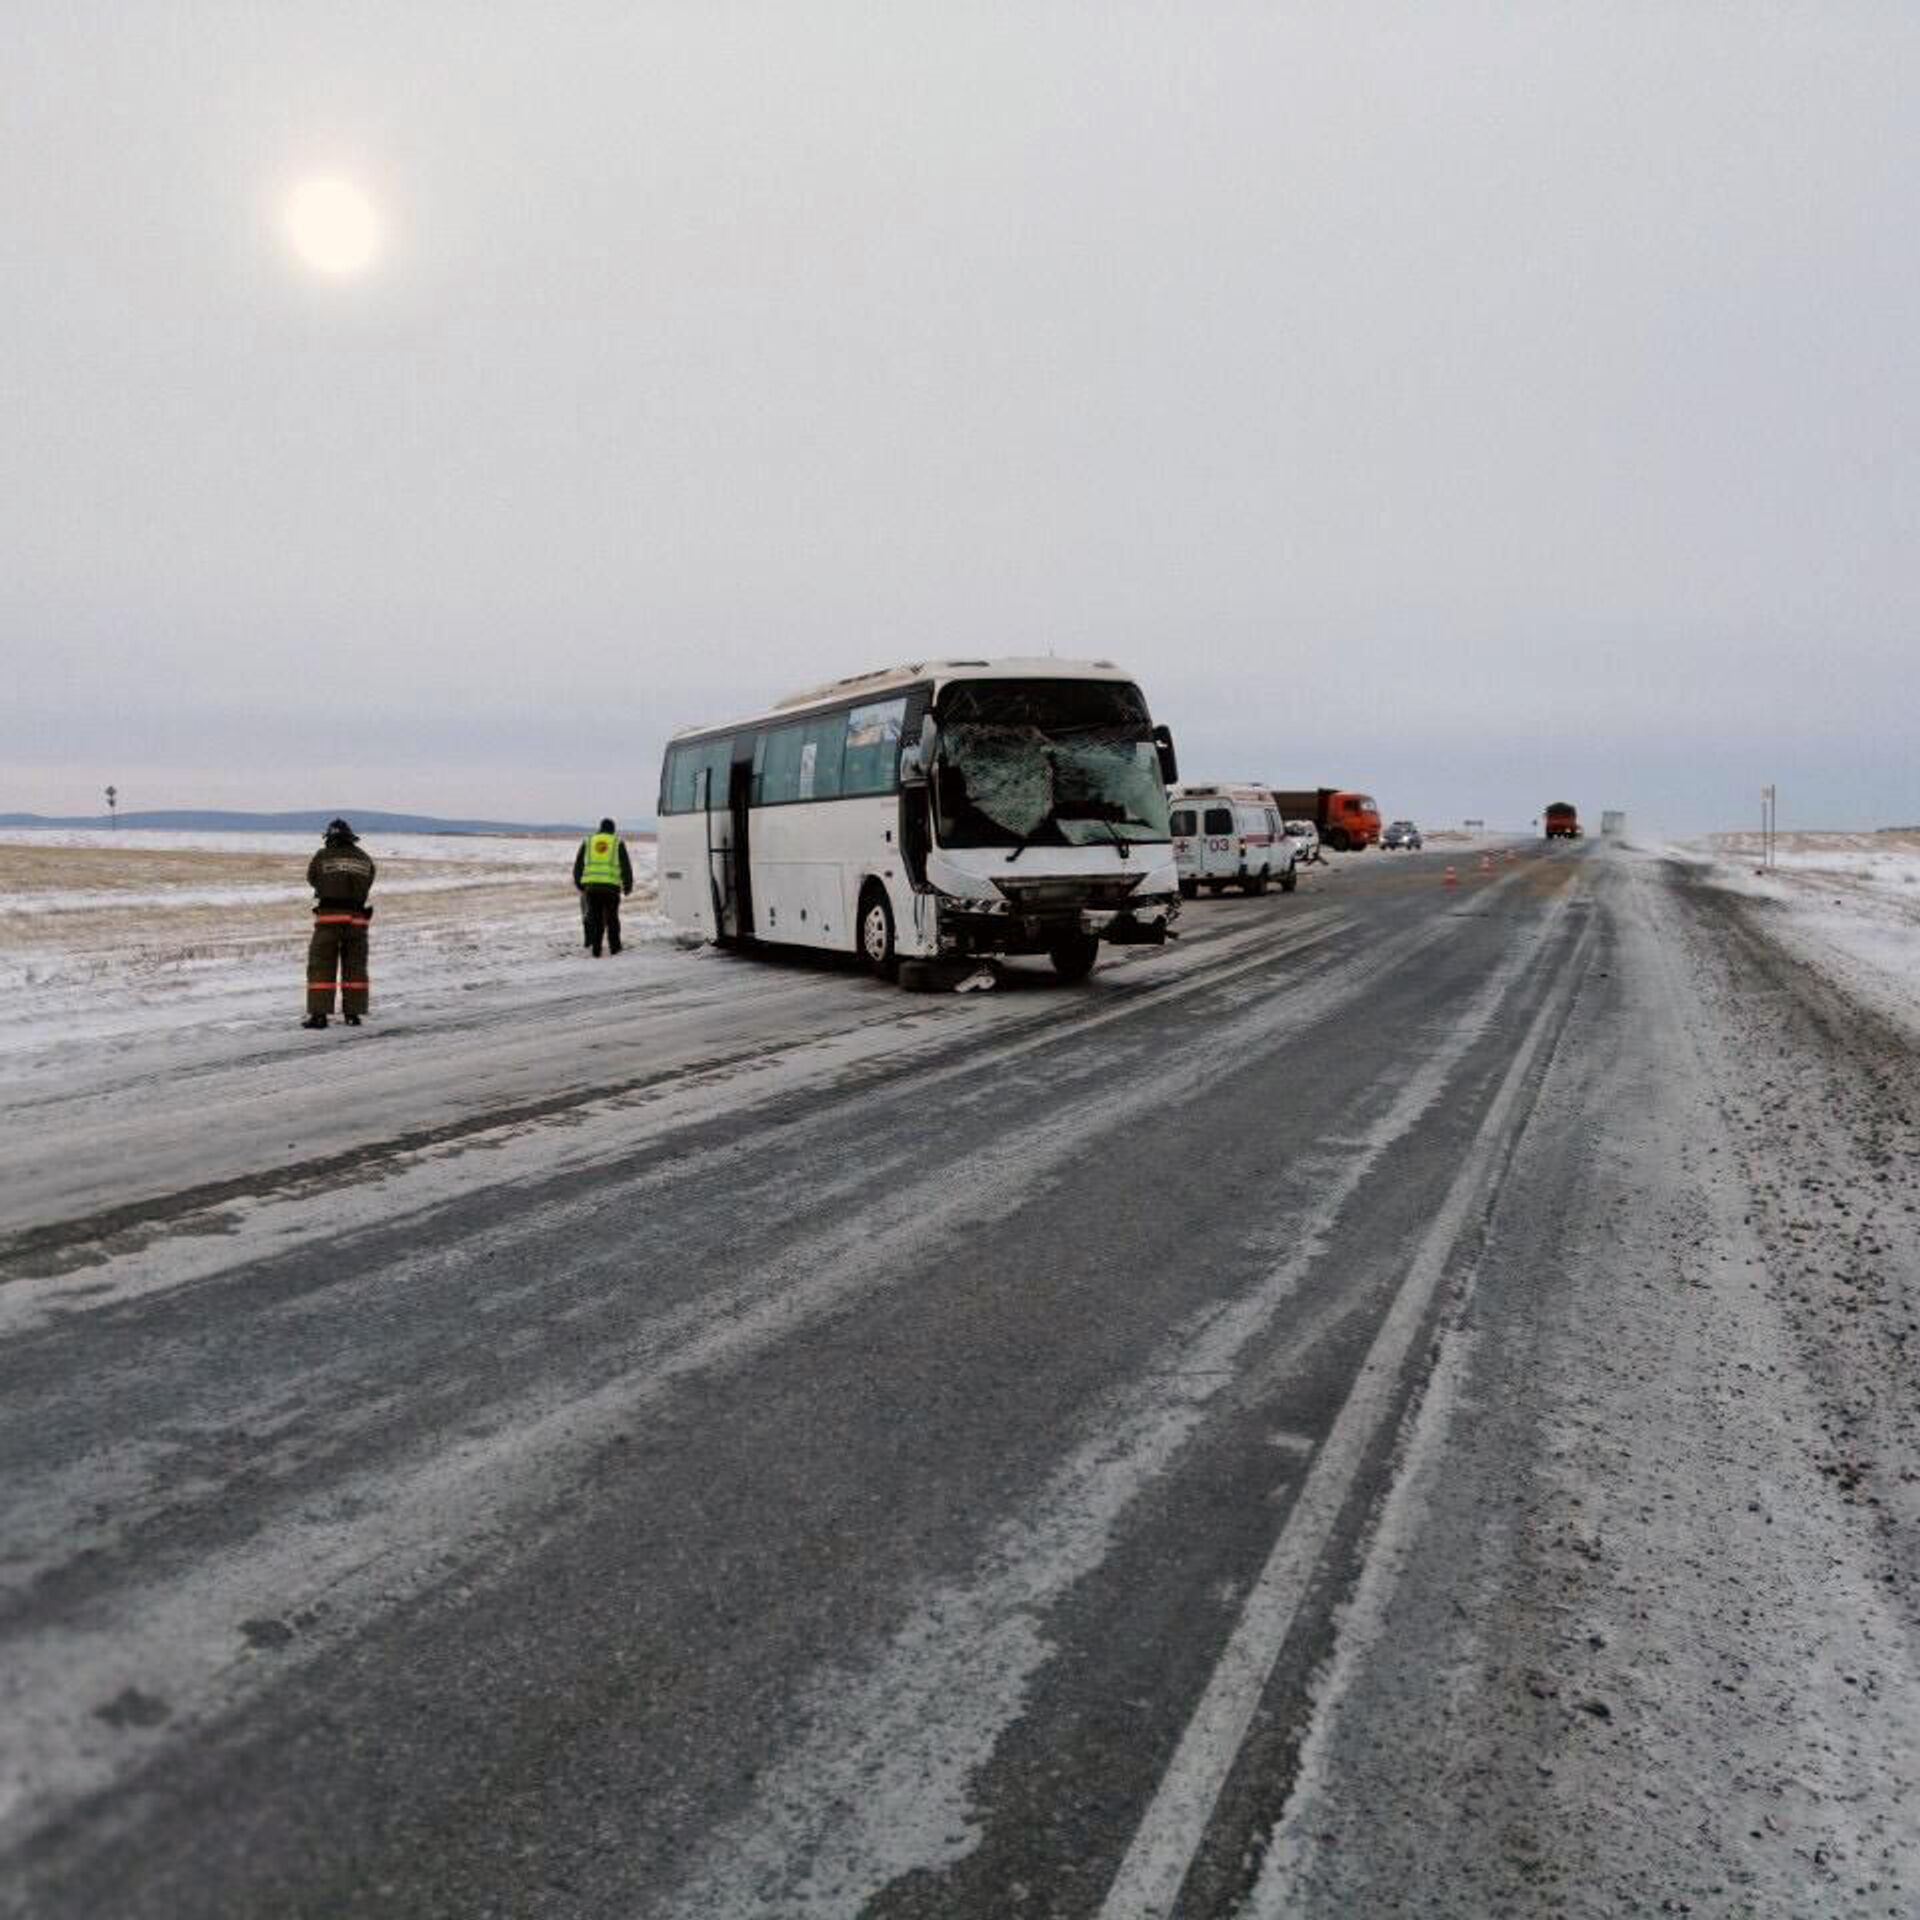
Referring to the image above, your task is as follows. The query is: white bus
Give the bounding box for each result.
[656,658,1181,983]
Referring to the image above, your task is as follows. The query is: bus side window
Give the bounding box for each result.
[1170,808,1195,836]
[802,713,846,799]
[844,698,907,795]
[703,739,733,808]
[1203,807,1232,835]
[759,723,808,805]
[667,744,707,815]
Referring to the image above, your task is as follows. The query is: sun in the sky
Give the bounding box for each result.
[284,176,382,277]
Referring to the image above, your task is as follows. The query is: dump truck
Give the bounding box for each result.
[1544,801,1581,839]
[1266,787,1381,852]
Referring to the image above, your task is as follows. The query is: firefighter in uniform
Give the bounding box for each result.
[572,818,633,956]
[304,819,376,1028]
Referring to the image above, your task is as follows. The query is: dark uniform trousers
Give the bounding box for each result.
[582,886,623,955]
[307,911,371,1017]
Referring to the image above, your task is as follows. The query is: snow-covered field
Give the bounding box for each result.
[0,827,665,1072]
[1670,829,1920,1039]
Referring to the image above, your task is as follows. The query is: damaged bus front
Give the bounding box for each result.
[903,667,1181,980]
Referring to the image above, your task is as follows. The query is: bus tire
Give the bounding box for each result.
[1280,865,1298,892]
[1244,869,1268,896]
[858,884,898,980]
[1179,878,1198,900]
[1049,932,1100,982]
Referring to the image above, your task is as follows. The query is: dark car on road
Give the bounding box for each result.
[1382,820,1423,850]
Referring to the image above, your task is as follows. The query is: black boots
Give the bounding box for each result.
[302,1014,328,1030]
[344,1013,362,1026]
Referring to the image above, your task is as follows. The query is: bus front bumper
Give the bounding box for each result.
[934,893,1179,956]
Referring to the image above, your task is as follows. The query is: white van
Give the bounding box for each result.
[1167,785,1298,898]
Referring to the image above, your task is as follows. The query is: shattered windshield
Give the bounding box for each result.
[932,679,1171,850]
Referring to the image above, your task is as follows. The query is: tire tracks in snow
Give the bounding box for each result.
[2,904,1415,1852]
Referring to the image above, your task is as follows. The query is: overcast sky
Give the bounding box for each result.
[5,3,1916,832]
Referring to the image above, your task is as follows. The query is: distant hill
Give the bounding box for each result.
[0,809,654,836]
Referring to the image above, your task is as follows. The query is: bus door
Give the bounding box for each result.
[726,743,757,938]
[696,765,728,941]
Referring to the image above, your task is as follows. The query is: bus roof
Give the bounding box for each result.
[667,656,1139,741]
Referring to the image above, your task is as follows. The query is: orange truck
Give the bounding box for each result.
[1544,801,1581,839]
[1267,787,1382,852]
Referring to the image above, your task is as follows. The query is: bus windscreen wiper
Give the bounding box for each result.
[1054,806,1132,860]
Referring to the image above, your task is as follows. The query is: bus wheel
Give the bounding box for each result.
[1049,932,1100,982]
[1244,869,1268,896]
[858,884,898,979]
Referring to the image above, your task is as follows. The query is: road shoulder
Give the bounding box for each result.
[1254,852,1920,1916]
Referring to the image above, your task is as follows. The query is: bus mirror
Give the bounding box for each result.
[919,714,939,761]
[899,744,927,785]
[1154,724,1178,785]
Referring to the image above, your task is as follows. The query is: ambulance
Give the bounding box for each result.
[1166,785,1299,898]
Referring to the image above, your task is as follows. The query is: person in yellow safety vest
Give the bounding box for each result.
[303,818,376,1029]
[572,817,634,956]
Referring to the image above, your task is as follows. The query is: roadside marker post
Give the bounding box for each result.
[1443,866,1458,888]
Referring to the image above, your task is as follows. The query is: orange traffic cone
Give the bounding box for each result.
[1443,866,1458,887]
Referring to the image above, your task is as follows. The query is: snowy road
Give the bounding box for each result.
[5,841,1919,1917]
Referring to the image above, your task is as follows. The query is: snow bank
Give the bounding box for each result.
[1678,830,1920,1038]
[0,828,672,1073]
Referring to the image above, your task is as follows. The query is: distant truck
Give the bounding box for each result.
[1267,787,1381,852]
[1600,810,1626,836]
[1544,801,1582,840]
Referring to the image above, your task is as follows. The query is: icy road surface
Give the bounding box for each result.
[4,836,1919,1917]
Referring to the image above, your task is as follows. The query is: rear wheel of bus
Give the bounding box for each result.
[1244,869,1269,896]
[1049,932,1099,982]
